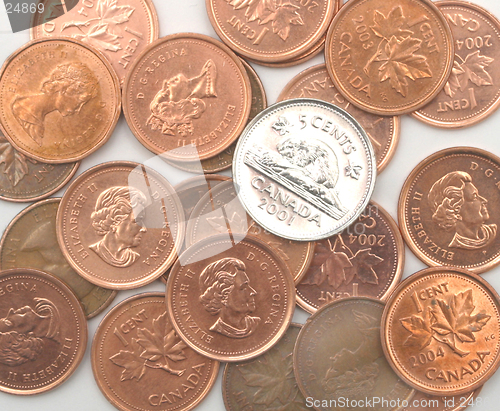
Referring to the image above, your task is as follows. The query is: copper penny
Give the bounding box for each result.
[398,147,500,274]
[296,201,404,313]
[0,132,79,202]
[413,1,500,128]
[232,98,376,241]
[92,292,219,411]
[166,233,295,362]
[223,323,309,411]
[0,38,121,163]
[278,64,400,173]
[56,161,184,289]
[123,33,252,162]
[293,297,414,410]
[0,198,116,319]
[401,387,482,411]
[382,266,500,396]
[205,0,336,64]
[185,179,314,284]
[325,0,454,116]
[163,58,267,174]
[31,0,159,85]
[0,268,87,395]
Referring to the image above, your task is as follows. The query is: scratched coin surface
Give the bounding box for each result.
[0,38,121,163]
[0,132,79,202]
[278,64,400,173]
[163,59,266,173]
[413,1,500,128]
[382,266,500,396]
[31,0,159,84]
[186,179,314,284]
[92,292,219,411]
[294,297,414,411]
[325,0,454,116]
[398,147,500,274]
[0,268,87,395]
[166,234,295,362]
[0,199,116,318]
[400,387,481,411]
[205,0,336,64]
[56,161,184,289]
[296,201,404,313]
[123,33,251,162]
[223,324,309,411]
[232,98,376,241]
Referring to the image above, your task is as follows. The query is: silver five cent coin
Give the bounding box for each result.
[232,98,376,241]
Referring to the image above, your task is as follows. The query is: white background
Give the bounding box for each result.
[1,0,500,409]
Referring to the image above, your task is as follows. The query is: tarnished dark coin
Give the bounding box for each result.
[278,64,400,173]
[223,324,309,411]
[163,59,267,174]
[325,0,454,115]
[166,234,295,362]
[413,1,500,128]
[56,161,184,289]
[92,292,219,411]
[296,201,404,313]
[398,147,500,273]
[0,38,121,163]
[382,266,500,396]
[0,133,79,202]
[186,179,314,283]
[0,268,87,395]
[0,198,116,318]
[232,98,376,241]
[294,297,414,410]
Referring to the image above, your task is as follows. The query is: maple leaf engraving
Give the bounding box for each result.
[301,236,383,290]
[444,51,494,97]
[377,36,432,97]
[345,161,362,180]
[109,312,187,381]
[260,3,304,41]
[61,0,135,53]
[369,7,412,41]
[0,136,34,187]
[206,211,250,234]
[272,116,292,136]
[400,289,491,357]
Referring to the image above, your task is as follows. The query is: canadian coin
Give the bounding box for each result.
[0,132,79,202]
[382,266,500,396]
[296,201,404,313]
[0,198,116,318]
[206,0,336,64]
[186,179,314,283]
[123,33,252,162]
[278,64,400,173]
[163,58,266,173]
[401,387,482,411]
[398,147,500,273]
[31,0,159,85]
[223,324,309,411]
[0,268,87,395]
[92,292,219,411]
[0,38,121,163]
[413,1,500,128]
[325,0,454,116]
[56,161,184,289]
[232,98,376,241]
[294,297,414,410]
[166,234,295,362]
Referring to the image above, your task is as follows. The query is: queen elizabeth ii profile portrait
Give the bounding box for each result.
[11,62,99,146]
[0,298,60,366]
[428,171,497,250]
[89,186,148,268]
[199,257,260,339]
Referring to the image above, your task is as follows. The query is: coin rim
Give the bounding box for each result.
[381,266,500,396]
[0,37,121,163]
